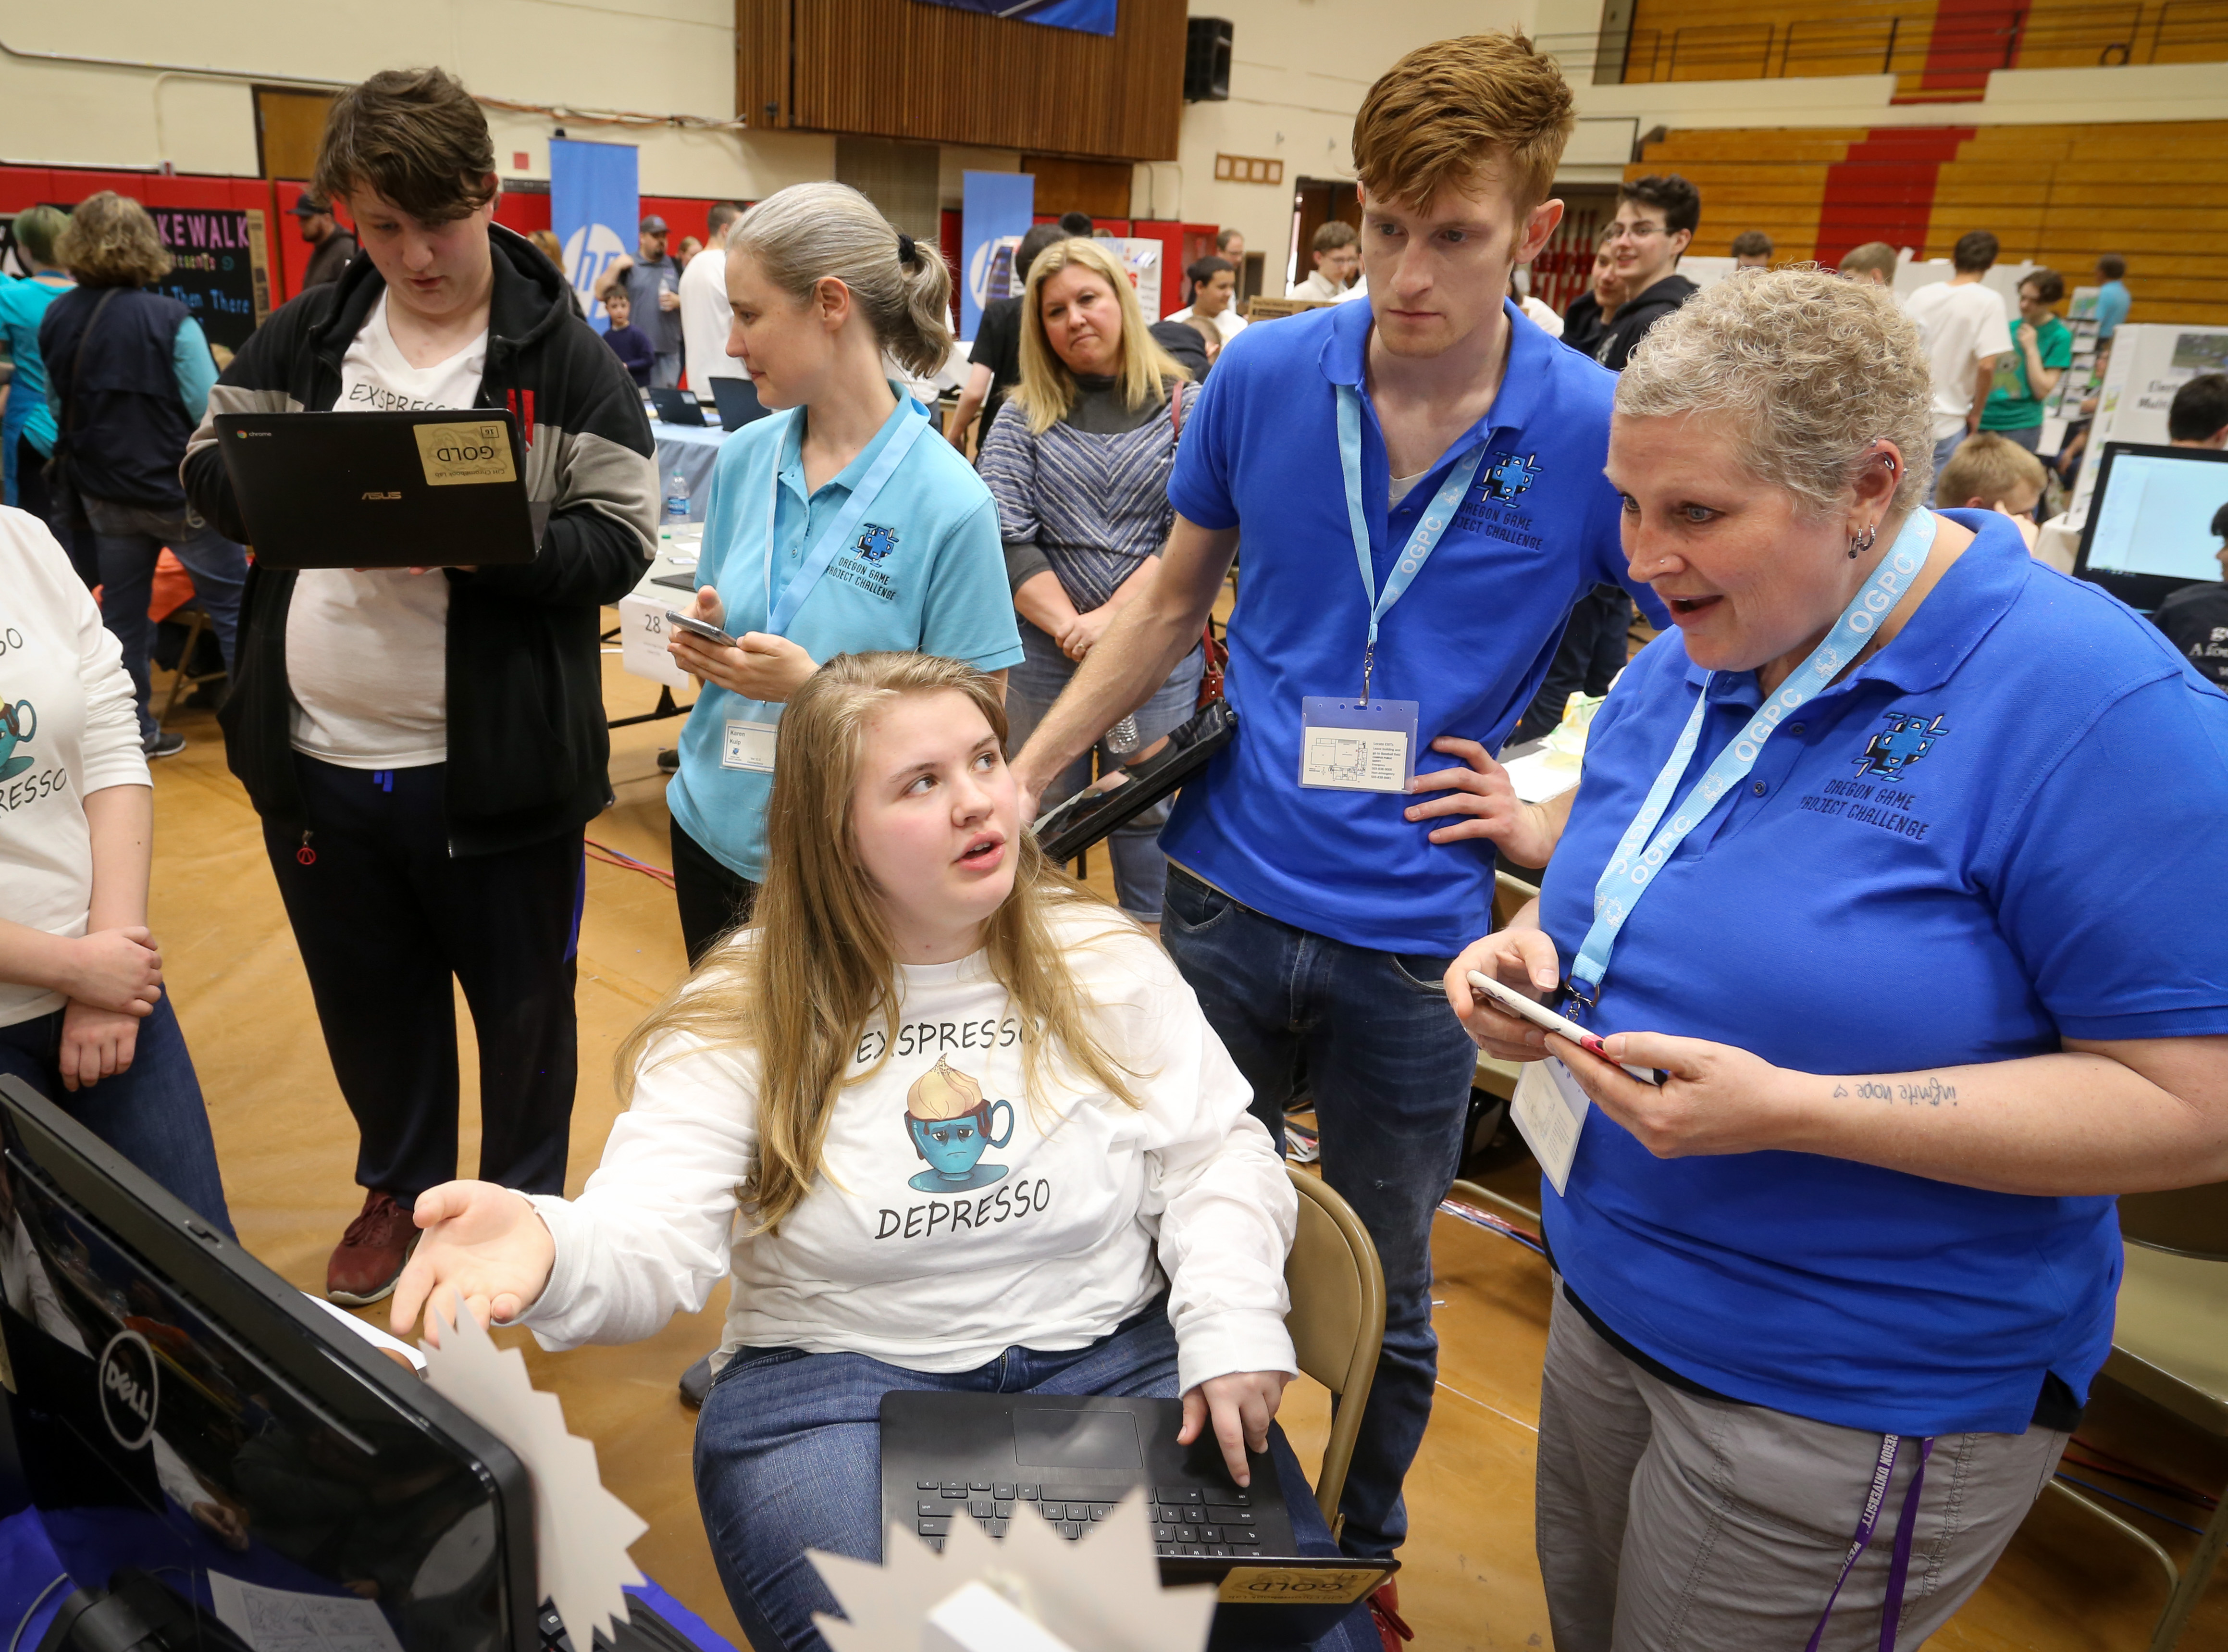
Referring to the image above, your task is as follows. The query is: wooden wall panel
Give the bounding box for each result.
[736,0,790,132]
[1634,121,2228,323]
[1021,157,1135,219]
[737,0,1186,161]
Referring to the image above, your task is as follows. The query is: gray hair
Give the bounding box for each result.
[728,182,952,377]
[1616,265,1933,521]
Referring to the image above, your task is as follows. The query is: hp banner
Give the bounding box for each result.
[960,171,1036,342]
[551,138,638,333]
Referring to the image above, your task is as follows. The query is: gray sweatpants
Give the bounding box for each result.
[1535,1288,2068,1651]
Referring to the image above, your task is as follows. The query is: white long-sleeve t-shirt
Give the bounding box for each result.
[0,507,151,1027]
[520,908,1298,1396]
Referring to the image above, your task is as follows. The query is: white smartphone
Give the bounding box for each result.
[664,608,737,648]
[1466,970,1659,1086]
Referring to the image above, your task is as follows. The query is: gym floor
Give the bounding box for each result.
[136,633,2226,1651]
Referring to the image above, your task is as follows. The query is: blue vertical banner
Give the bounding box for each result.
[960,171,1036,341]
[551,138,638,334]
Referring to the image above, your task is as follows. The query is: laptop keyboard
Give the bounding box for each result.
[911,1480,1265,1557]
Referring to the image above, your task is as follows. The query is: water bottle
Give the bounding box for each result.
[1104,715,1140,757]
[664,468,690,523]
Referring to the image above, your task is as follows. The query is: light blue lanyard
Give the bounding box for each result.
[762,399,929,637]
[1568,509,1938,1008]
[1335,383,1488,702]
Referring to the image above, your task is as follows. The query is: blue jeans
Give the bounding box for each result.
[1003,626,1204,921]
[693,1302,1374,1652]
[0,995,234,1236]
[1929,431,1965,503]
[82,496,248,744]
[1161,866,1475,1560]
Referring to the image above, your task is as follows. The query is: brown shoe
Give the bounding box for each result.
[326,1190,420,1305]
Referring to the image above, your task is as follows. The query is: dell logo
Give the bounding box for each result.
[97,1329,159,1451]
[361,491,402,501]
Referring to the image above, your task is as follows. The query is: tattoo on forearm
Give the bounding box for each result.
[1832,1078,1957,1105]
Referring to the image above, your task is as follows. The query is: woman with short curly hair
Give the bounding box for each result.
[39,191,247,757]
[1448,265,2228,1649]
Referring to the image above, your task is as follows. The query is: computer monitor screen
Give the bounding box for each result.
[2075,442,2228,611]
[0,1077,534,1652]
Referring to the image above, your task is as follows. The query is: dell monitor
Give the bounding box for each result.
[2074,441,2228,611]
[0,1076,538,1652]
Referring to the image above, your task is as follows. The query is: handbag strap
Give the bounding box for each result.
[56,287,123,444]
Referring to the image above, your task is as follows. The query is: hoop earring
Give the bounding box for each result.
[1848,523,1877,560]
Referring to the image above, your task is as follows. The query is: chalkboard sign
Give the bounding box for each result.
[146,207,272,361]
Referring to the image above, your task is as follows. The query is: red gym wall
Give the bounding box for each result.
[0,165,744,314]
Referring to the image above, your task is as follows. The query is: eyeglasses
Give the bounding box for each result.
[1606,221,1666,243]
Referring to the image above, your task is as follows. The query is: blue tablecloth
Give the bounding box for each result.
[653,422,727,523]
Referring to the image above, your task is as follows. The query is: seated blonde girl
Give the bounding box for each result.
[387,652,1372,1652]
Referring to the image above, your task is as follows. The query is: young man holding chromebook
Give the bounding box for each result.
[1006,31,1662,1647]
[182,66,657,1311]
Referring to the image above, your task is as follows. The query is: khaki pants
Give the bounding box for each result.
[1535,1287,2068,1651]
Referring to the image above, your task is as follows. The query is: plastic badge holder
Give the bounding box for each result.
[1297,696,1419,794]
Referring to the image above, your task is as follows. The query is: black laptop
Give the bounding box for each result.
[880,1390,1392,1632]
[213,408,542,570]
[2073,440,2228,612]
[647,386,708,427]
[708,375,771,432]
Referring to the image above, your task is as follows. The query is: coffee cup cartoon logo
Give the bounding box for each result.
[0,699,37,783]
[904,1056,1015,1192]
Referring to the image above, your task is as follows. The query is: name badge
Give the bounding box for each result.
[1298,696,1418,793]
[1511,1056,1590,1196]
[721,719,779,772]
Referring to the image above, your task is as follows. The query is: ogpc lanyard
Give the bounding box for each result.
[1806,1433,1937,1652]
[759,399,930,638]
[1334,384,1486,703]
[1565,509,1937,1011]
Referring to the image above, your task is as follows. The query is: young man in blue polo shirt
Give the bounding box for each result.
[1009,31,1663,1617]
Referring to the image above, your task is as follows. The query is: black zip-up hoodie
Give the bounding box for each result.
[1589,273,1700,373]
[183,224,658,857]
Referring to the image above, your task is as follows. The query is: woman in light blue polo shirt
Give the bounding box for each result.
[666,183,1022,964]
[1447,269,2228,1650]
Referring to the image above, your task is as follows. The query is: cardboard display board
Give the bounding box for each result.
[145,206,271,361]
[2070,323,2228,515]
[1243,295,1330,323]
[1115,236,1162,320]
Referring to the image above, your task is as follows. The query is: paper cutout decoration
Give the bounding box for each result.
[419,1291,647,1647]
[809,1491,1213,1652]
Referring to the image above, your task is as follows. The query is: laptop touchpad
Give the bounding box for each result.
[1013,1407,1143,1469]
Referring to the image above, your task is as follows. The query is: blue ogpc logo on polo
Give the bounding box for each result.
[1484,452,1540,500]
[1858,712,1948,780]
[853,523,901,563]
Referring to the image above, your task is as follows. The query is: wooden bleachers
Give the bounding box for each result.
[1615,0,2228,98]
[1629,120,2228,324]
[1931,123,2228,322]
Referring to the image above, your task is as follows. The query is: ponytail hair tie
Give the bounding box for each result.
[896,232,917,267]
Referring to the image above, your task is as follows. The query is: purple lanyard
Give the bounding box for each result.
[1807,1433,1935,1652]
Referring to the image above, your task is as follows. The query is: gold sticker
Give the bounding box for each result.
[413,421,517,487]
[1215,1565,1390,1605]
